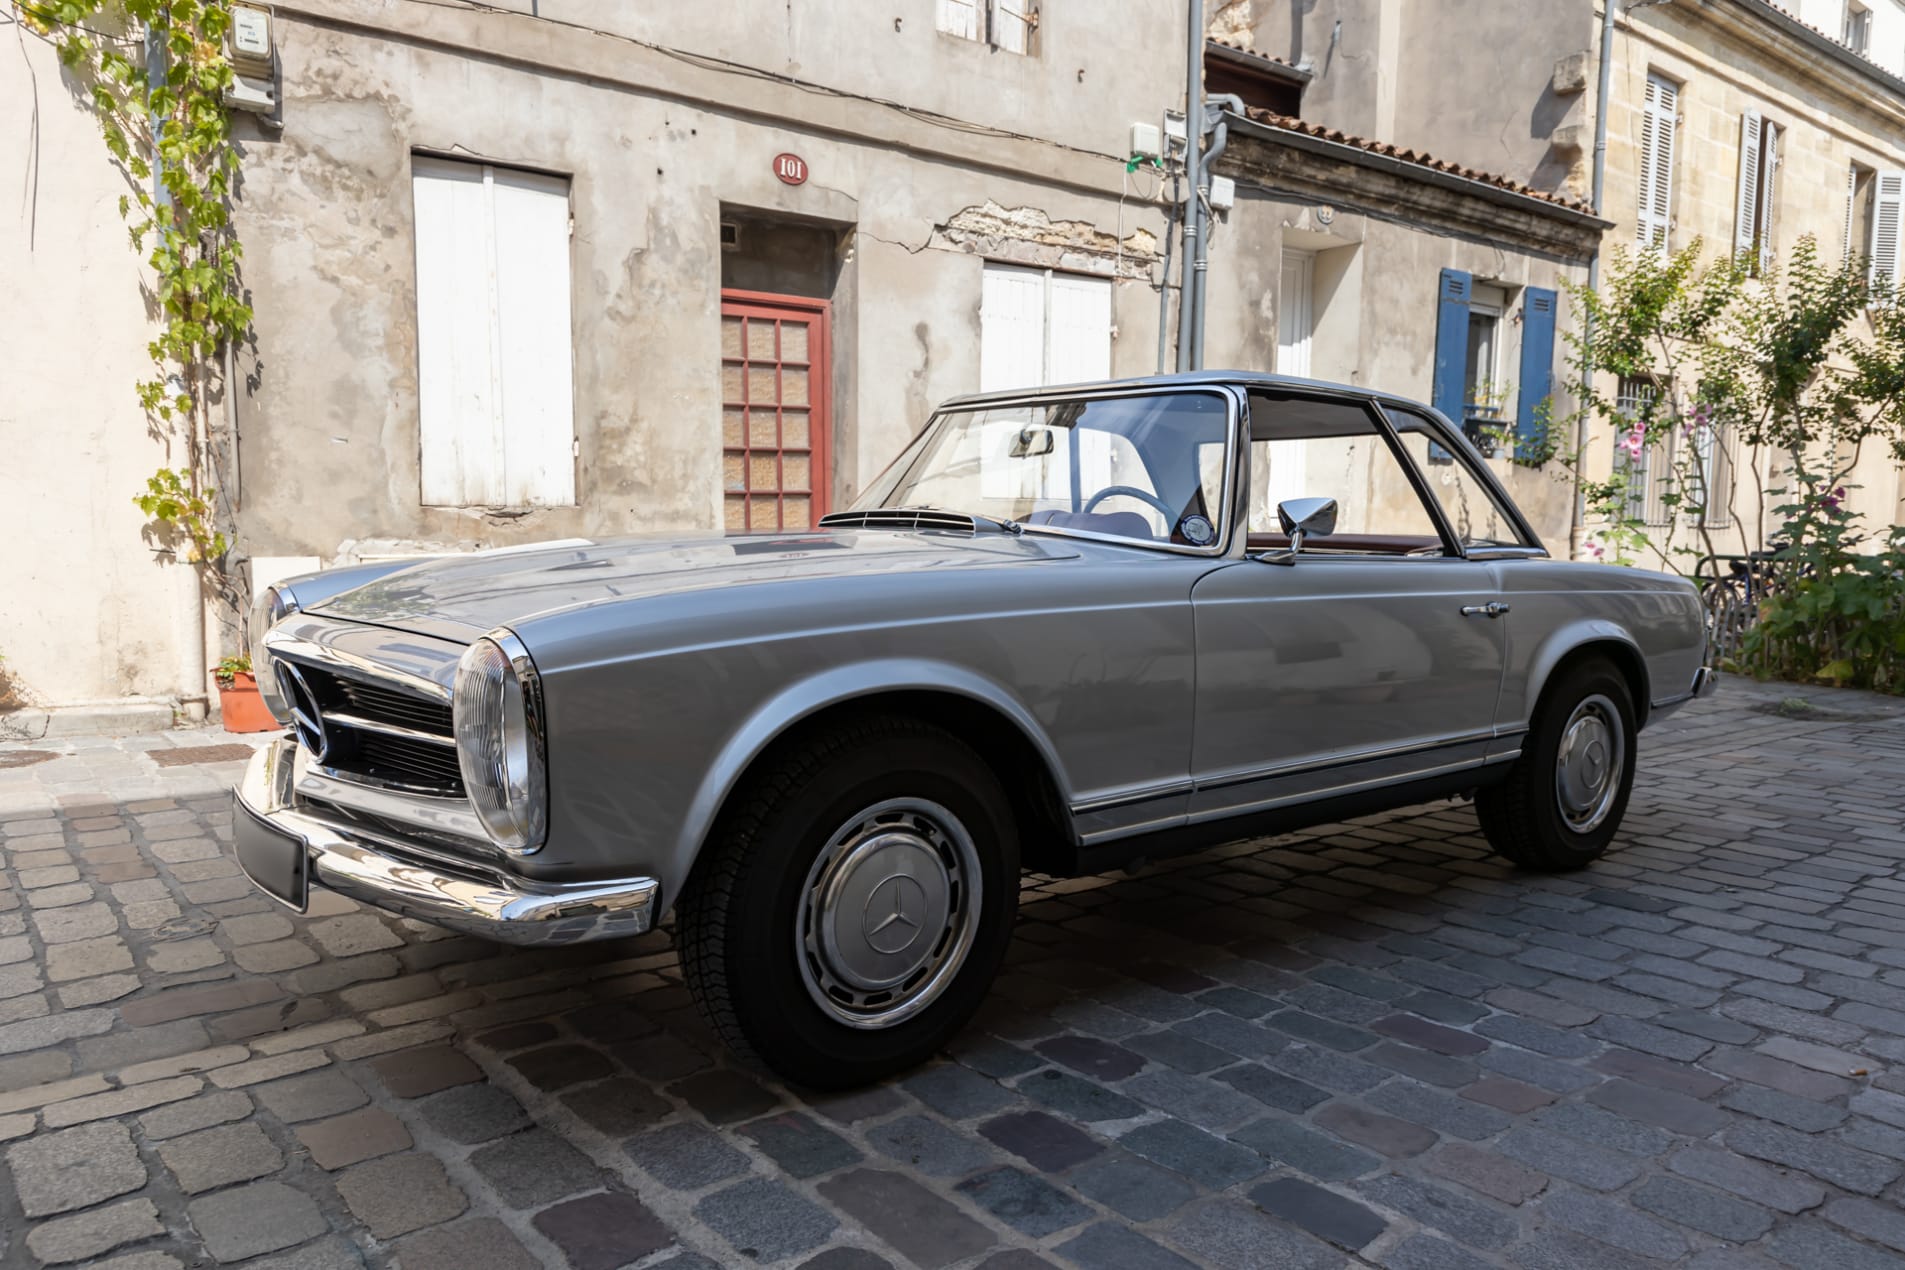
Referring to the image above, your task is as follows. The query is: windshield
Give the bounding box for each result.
[853,391,1233,548]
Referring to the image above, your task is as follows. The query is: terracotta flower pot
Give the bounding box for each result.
[217,671,280,733]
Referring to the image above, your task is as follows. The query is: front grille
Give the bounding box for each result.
[334,677,453,734]
[275,657,464,797]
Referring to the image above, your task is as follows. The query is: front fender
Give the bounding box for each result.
[671,657,1075,890]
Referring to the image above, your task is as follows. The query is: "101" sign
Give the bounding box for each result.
[773,153,809,186]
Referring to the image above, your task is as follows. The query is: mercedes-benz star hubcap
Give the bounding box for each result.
[1555,693,1625,834]
[797,798,981,1030]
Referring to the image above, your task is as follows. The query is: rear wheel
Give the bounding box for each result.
[676,716,1019,1088]
[1477,656,1637,871]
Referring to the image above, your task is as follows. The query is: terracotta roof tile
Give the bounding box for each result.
[1205,36,1305,75]
[1237,107,1598,216]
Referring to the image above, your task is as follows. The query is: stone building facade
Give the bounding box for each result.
[1591,0,1905,554]
[27,1,1898,724]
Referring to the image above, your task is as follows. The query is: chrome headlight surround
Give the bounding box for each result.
[252,583,303,721]
[453,630,548,855]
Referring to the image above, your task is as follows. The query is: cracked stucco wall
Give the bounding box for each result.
[227,11,1173,561]
[0,32,206,710]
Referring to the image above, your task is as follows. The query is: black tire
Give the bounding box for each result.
[675,715,1019,1089]
[1477,656,1637,871]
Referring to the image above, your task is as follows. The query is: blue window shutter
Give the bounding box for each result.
[1432,270,1471,421]
[1430,269,1472,461]
[1517,287,1557,458]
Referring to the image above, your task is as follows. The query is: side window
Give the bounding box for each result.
[1386,408,1535,549]
[1245,392,1446,554]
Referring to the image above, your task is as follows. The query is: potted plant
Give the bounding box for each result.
[214,655,279,733]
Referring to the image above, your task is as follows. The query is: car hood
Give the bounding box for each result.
[307,529,1080,640]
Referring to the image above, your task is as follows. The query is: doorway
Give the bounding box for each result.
[719,291,832,533]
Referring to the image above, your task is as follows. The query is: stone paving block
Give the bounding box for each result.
[7,1120,147,1216]
[368,1043,480,1097]
[1035,1034,1145,1081]
[46,935,133,982]
[557,1075,670,1137]
[866,1112,999,1177]
[1667,1145,1829,1213]
[903,1062,1016,1119]
[158,1120,283,1193]
[1313,1101,1439,1158]
[469,1126,601,1206]
[139,1089,253,1140]
[296,1106,412,1169]
[669,1067,779,1123]
[24,1196,163,1265]
[1765,1222,1905,1270]
[421,1081,531,1144]
[1055,1222,1197,1270]
[1230,1115,1382,1181]
[626,1120,751,1189]
[1166,1197,1341,1270]
[506,1042,615,1091]
[119,979,281,1026]
[1426,1141,1548,1205]
[1116,1118,1264,1188]
[1632,1173,1776,1241]
[208,1049,330,1088]
[957,1165,1093,1237]
[532,1192,675,1270]
[40,1074,201,1127]
[1726,1121,1903,1194]
[980,1108,1106,1172]
[395,1217,540,1270]
[232,939,319,973]
[1534,1100,1676,1158]
[1250,1176,1386,1250]
[335,1152,468,1238]
[1019,1068,1147,1122]
[816,1169,989,1270]
[1212,1060,1330,1113]
[187,1179,328,1263]
[253,1066,368,1122]
[740,1110,864,1178]
[1069,1152,1198,1221]
[1496,1126,1641,1191]
[1539,1188,1688,1260]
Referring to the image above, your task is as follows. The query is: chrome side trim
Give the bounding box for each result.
[1194,730,1500,794]
[263,630,453,702]
[1184,752,1513,828]
[237,740,656,946]
[323,711,457,748]
[1072,778,1198,815]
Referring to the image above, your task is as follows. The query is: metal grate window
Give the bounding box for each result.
[719,292,831,534]
[1614,378,1732,529]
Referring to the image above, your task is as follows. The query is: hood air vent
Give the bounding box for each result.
[818,509,982,534]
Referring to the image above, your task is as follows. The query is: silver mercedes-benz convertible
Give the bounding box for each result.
[235,372,1710,1086]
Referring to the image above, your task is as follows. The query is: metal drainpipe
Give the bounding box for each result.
[1573,0,1619,560]
[1176,0,1203,371]
[1189,96,1243,372]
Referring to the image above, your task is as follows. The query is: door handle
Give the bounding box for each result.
[1460,603,1511,618]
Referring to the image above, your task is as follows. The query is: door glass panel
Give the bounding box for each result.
[1385,408,1533,549]
[1245,391,1444,553]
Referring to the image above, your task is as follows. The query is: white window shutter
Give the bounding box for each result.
[490,166,577,507]
[993,0,1033,52]
[1757,124,1780,275]
[413,157,575,508]
[1846,166,1859,267]
[936,0,979,39]
[980,264,1048,392]
[1735,110,1762,260]
[1045,273,1112,385]
[1638,75,1676,249]
[1872,171,1905,291]
[415,158,506,507]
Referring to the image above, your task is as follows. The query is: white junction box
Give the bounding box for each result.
[1129,122,1162,160]
[1210,174,1237,211]
[225,5,277,115]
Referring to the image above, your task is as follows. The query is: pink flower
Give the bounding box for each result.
[1621,426,1646,459]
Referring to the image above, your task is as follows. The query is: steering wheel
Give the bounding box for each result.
[1083,485,1178,522]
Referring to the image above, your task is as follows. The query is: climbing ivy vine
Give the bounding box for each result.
[16,0,249,610]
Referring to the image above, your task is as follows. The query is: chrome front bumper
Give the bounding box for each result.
[233,738,658,945]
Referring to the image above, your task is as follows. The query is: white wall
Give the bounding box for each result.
[0,34,204,711]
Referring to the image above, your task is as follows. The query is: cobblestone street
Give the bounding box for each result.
[2,677,1905,1269]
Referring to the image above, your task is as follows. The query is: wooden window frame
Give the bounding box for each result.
[719,289,832,534]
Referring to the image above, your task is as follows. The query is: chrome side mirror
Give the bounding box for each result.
[1259,496,1338,566]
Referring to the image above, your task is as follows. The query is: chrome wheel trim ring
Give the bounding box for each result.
[1555,693,1625,834]
[795,797,982,1031]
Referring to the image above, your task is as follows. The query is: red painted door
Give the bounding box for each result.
[719,291,832,533]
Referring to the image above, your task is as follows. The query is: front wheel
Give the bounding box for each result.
[675,716,1019,1088]
[1477,657,1637,871]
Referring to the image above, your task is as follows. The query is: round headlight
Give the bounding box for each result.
[453,631,548,854]
[252,583,302,721]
